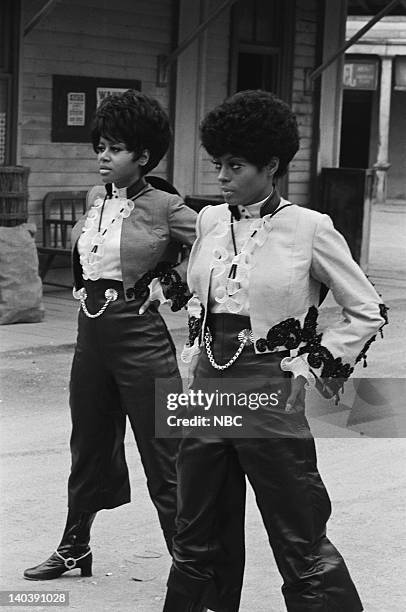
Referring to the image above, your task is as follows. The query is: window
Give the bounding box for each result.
[229,0,294,100]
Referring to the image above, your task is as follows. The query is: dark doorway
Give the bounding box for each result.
[340,90,373,168]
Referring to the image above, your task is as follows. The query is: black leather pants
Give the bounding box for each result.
[68,280,181,553]
[169,314,363,611]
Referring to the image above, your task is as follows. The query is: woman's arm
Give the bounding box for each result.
[180,295,205,386]
[166,196,197,284]
[300,214,387,399]
[311,214,387,358]
[138,196,197,313]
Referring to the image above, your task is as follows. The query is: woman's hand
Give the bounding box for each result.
[138,296,160,315]
[188,352,200,388]
[139,279,167,314]
[138,292,161,314]
[285,375,307,413]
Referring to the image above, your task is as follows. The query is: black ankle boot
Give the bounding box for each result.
[23,509,96,580]
[163,587,208,612]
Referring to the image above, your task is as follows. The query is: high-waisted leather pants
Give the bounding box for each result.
[68,279,181,553]
[168,313,363,611]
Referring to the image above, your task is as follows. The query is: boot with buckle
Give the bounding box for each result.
[23,509,96,580]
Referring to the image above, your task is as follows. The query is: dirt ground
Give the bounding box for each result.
[1,202,405,611]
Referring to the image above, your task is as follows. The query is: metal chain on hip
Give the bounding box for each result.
[204,328,254,370]
[73,287,118,318]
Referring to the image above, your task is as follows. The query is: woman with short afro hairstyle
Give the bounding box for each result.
[24,90,197,581]
[162,90,387,611]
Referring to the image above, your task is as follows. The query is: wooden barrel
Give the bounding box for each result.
[0,166,30,226]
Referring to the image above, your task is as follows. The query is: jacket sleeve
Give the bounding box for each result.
[180,295,205,363]
[179,205,212,362]
[131,195,197,311]
[300,214,388,398]
[167,195,197,282]
[155,196,197,311]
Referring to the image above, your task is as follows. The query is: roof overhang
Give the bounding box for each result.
[310,0,405,81]
[348,0,406,15]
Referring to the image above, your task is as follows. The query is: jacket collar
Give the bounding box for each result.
[105,177,149,200]
[228,186,281,221]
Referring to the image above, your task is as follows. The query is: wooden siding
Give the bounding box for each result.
[21,0,173,234]
[288,0,318,205]
[196,0,230,196]
[194,0,320,205]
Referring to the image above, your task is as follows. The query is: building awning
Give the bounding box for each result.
[348,0,406,15]
[310,0,406,81]
[25,0,406,80]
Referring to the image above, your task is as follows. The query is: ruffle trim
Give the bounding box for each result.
[132,261,190,312]
[181,338,201,363]
[187,300,205,346]
[181,297,205,361]
[280,355,316,390]
[210,216,271,314]
[80,196,134,281]
[148,278,168,305]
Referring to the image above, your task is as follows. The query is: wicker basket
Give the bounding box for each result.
[0,166,30,227]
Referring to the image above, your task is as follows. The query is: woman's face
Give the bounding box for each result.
[212,154,276,207]
[95,137,148,188]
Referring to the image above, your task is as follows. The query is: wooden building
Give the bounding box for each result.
[343,15,406,201]
[1,0,404,240]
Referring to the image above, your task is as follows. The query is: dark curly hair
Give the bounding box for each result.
[91,89,171,175]
[200,90,299,177]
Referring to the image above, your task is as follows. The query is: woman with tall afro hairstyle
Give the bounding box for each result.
[162,90,387,611]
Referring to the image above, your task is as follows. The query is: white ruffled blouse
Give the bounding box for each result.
[184,194,317,388]
[210,197,271,316]
[78,184,130,281]
[77,184,167,304]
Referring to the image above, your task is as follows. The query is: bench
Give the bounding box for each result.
[37,190,87,283]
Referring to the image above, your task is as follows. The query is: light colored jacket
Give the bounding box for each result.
[187,200,386,376]
[71,183,197,301]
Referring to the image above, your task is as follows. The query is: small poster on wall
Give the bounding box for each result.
[67,92,86,126]
[52,75,141,142]
[343,60,378,90]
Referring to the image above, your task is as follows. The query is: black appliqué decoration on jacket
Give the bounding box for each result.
[358,277,389,367]
[187,305,205,348]
[132,261,190,312]
[255,306,347,403]
[256,302,388,403]
[256,306,322,353]
[355,302,389,368]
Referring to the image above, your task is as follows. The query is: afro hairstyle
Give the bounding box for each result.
[200,90,299,177]
[91,89,171,175]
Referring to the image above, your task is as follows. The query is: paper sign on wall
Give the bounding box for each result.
[52,75,141,142]
[67,92,86,126]
[343,61,378,90]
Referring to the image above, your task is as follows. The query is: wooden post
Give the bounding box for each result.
[317,0,347,172]
[374,56,393,204]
